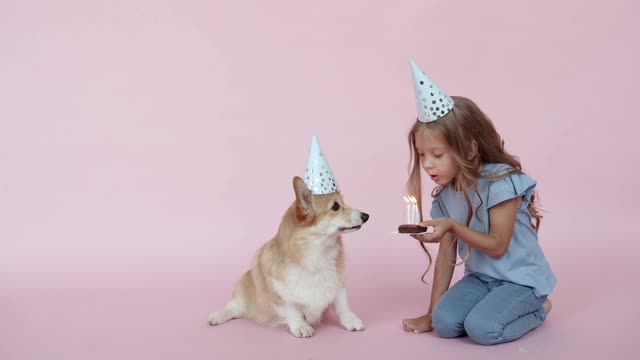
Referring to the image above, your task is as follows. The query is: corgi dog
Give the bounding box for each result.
[208,176,369,338]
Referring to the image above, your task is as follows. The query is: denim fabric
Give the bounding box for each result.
[432,273,547,345]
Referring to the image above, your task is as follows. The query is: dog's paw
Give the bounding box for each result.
[289,323,315,338]
[339,312,365,331]
[208,311,230,326]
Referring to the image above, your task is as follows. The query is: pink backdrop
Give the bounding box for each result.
[2,0,638,359]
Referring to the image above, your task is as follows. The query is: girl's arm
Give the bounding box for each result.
[402,232,456,333]
[427,232,457,314]
[423,197,521,258]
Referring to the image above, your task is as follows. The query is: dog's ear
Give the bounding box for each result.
[293,176,314,218]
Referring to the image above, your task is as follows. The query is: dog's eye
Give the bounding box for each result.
[331,202,340,211]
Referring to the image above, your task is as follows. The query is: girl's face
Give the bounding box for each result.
[414,127,460,186]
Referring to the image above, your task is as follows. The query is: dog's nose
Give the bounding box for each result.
[360,212,369,223]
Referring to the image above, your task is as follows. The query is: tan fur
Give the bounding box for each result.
[208,176,369,337]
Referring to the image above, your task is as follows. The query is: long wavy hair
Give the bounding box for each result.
[406,96,543,283]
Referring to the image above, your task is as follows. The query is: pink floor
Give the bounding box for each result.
[3,218,636,360]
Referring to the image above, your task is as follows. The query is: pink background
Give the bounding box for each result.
[2,0,638,359]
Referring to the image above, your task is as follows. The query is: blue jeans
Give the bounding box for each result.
[432,273,548,345]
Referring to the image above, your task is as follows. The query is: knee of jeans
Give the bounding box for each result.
[464,314,502,346]
[431,305,464,338]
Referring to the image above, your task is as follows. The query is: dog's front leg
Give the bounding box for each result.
[332,287,365,331]
[278,305,315,338]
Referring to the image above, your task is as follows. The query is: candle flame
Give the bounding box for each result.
[404,195,418,204]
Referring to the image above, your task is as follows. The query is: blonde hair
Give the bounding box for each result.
[406,96,543,283]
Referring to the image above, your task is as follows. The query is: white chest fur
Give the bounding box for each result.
[272,242,341,311]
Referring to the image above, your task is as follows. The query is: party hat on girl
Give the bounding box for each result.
[410,60,454,122]
[304,136,339,195]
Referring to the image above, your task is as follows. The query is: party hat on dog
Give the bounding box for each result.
[304,136,339,195]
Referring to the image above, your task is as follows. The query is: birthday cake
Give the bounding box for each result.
[398,195,427,233]
[398,224,428,233]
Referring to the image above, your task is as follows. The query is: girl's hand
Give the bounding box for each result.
[402,313,433,333]
[410,217,454,243]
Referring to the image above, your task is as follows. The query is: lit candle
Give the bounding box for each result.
[410,196,419,224]
[404,195,420,224]
[403,196,411,224]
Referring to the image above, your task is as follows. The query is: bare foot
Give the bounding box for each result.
[543,298,552,315]
[402,314,433,333]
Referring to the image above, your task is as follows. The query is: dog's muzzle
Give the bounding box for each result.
[338,212,369,232]
[339,225,362,231]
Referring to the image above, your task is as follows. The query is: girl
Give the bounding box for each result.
[401,61,557,345]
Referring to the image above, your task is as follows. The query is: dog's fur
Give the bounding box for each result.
[208,176,369,337]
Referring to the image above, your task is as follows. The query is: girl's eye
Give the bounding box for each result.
[332,202,340,211]
[433,153,443,158]
[418,153,425,157]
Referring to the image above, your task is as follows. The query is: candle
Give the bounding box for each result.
[410,196,417,224]
[403,196,411,224]
[404,195,420,224]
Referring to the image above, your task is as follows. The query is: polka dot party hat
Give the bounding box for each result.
[410,60,454,123]
[304,136,339,195]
